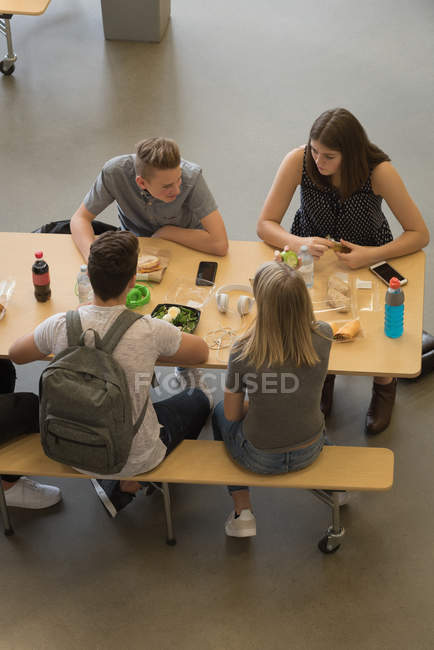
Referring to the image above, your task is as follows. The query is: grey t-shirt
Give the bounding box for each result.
[83,155,218,236]
[225,321,332,452]
[34,305,182,477]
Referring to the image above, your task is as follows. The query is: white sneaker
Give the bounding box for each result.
[174,366,187,384]
[225,509,257,537]
[174,367,213,408]
[4,477,62,509]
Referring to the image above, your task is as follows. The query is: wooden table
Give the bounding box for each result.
[0,232,425,376]
[0,1,50,12]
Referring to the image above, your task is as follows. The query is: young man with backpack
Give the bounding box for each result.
[9,231,211,517]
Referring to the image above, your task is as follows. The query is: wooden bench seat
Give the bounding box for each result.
[0,434,394,490]
[0,434,394,553]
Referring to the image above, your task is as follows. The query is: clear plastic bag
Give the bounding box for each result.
[164,276,217,310]
[355,277,381,312]
[311,273,364,342]
[311,272,357,321]
[0,278,16,321]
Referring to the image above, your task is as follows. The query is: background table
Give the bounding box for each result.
[0,232,425,376]
[0,1,51,75]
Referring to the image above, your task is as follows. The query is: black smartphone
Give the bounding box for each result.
[369,261,408,287]
[195,261,218,286]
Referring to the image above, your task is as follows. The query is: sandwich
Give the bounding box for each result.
[328,275,349,296]
[333,319,361,341]
[137,254,162,274]
[328,321,341,336]
[327,287,351,313]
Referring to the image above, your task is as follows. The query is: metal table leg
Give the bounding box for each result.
[0,14,17,75]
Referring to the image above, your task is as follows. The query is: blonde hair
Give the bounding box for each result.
[235,261,321,369]
[135,137,181,180]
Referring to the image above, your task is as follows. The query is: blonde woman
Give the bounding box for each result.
[212,261,333,537]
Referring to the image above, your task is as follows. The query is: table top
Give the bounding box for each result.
[0,1,51,16]
[0,232,425,376]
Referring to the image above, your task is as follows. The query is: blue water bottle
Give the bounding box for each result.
[384,277,404,338]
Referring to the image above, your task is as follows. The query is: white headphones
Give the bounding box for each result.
[215,284,255,316]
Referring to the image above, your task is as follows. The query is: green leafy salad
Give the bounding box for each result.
[151,304,200,334]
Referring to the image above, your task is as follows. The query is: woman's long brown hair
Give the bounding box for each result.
[306,108,390,199]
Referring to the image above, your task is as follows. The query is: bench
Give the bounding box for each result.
[0,434,394,553]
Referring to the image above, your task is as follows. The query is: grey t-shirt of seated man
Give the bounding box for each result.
[226,321,332,452]
[83,155,218,237]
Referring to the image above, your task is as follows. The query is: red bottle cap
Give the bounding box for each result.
[389,277,401,289]
[35,251,43,259]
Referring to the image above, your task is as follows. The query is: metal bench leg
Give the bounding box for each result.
[161,482,176,545]
[149,481,176,545]
[0,14,17,75]
[311,489,345,553]
[0,480,14,536]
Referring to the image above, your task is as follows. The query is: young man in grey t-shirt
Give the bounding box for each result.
[70,137,228,261]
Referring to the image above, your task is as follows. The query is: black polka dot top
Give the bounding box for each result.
[291,148,393,246]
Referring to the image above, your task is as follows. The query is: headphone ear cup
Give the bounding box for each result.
[216,292,229,313]
[237,295,254,316]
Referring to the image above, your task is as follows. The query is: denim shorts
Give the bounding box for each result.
[212,400,325,493]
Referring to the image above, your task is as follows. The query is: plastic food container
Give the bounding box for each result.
[151,303,201,334]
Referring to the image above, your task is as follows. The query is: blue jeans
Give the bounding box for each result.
[154,388,210,456]
[212,400,325,493]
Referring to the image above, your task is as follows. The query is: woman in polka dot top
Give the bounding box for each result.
[257,107,429,435]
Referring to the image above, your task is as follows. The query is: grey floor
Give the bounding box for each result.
[1,1,434,649]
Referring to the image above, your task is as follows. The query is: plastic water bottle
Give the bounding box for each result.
[384,277,404,338]
[299,245,314,288]
[77,264,93,305]
[32,251,51,302]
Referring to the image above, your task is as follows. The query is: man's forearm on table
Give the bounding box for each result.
[152,225,228,256]
[70,211,96,262]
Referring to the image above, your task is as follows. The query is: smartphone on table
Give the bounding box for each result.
[369,261,408,287]
[195,261,218,286]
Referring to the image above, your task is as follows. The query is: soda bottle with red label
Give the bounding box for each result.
[32,251,51,302]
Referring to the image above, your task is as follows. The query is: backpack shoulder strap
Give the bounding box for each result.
[65,310,84,347]
[102,309,154,431]
[101,309,151,431]
[132,389,151,434]
[101,310,144,354]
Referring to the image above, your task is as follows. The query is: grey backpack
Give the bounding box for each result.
[40,310,149,474]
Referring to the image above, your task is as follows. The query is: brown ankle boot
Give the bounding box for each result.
[365,379,397,435]
[320,374,336,417]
